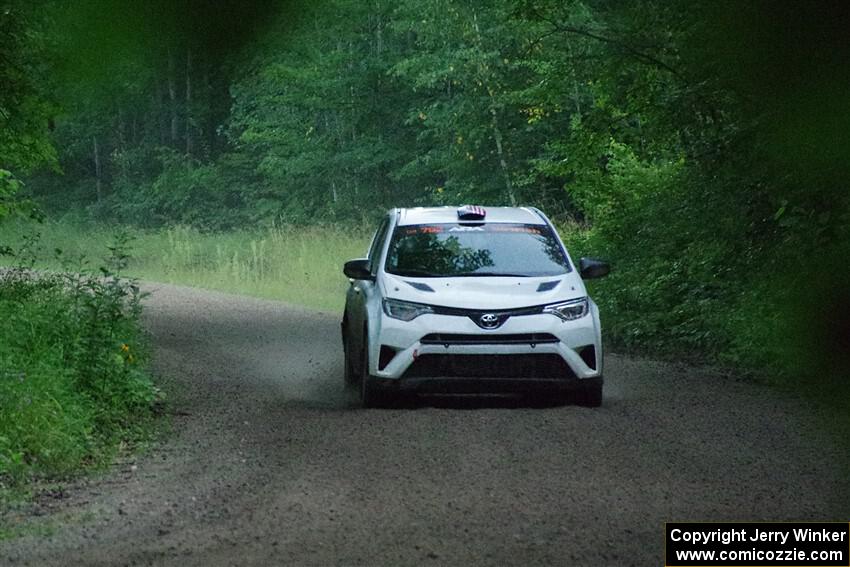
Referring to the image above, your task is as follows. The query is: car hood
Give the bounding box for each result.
[380,272,586,310]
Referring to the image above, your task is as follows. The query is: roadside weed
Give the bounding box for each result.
[0,231,159,494]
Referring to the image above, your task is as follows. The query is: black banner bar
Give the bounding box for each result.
[665,522,850,567]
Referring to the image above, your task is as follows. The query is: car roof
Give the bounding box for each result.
[395,206,546,226]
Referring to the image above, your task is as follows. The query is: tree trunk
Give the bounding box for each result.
[472,10,516,205]
[93,135,102,202]
[566,40,582,118]
[203,64,212,157]
[154,81,165,146]
[117,105,126,151]
[374,1,383,55]
[185,46,193,159]
[489,106,516,206]
[349,41,356,143]
[116,106,129,184]
[168,50,178,146]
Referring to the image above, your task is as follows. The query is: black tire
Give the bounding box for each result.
[360,332,391,408]
[343,331,357,387]
[577,377,603,407]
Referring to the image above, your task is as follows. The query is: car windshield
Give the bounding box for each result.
[385,223,571,278]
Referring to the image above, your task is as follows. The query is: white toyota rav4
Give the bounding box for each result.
[341,206,610,407]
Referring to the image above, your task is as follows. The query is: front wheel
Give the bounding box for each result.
[360,334,390,408]
[576,377,603,407]
[343,332,357,387]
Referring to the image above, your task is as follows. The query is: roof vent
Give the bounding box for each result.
[457,205,486,220]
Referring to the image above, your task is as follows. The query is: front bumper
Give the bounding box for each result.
[373,376,601,396]
[370,308,602,385]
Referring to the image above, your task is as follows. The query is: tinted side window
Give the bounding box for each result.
[367,216,390,274]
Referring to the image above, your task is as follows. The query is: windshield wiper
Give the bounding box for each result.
[452,272,530,277]
[391,269,441,277]
[392,269,532,278]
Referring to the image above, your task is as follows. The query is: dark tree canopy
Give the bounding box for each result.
[2,0,848,380]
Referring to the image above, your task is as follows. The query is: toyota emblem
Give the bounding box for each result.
[479,313,500,329]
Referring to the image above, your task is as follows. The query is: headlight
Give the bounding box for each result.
[382,298,433,321]
[544,297,589,321]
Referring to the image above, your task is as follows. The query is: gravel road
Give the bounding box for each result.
[2,283,848,566]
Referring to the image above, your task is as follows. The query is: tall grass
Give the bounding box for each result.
[1,237,159,499]
[0,220,373,311]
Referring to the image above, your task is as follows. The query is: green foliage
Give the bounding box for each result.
[0,169,24,222]
[0,2,56,234]
[3,0,848,389]
[0,1,58,175]
[0,233,160,489]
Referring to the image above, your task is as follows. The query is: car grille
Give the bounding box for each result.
[403,354,574,379]
[430,304,547,330]
[420,333,559,346]
[431,304,546,317]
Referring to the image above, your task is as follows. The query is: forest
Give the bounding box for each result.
[1,1,849,485]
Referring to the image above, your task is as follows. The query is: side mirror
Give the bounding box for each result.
[343,258,373,280]
[579,257,610,279]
